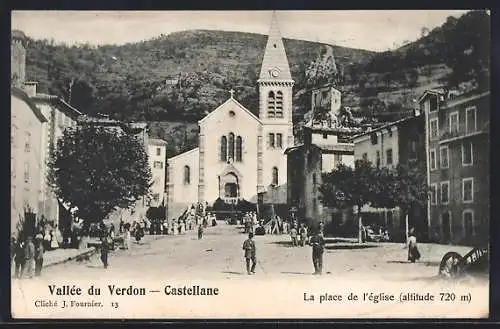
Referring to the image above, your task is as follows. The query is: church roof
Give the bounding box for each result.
[258,12,293,81]
[198,97,262,125]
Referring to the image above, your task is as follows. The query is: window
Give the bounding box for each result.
[430,149,437,170]
[449,111,459,133]
[362,153,368,161]
[276,133,282,148]
[184,166,191,185]
[312,173,317,185]
[334,154,342,166]
[430,183,437,205]
[463,210,474,239]
[440,181,449,204]
[275,91,284,118]
[376,151,381,167]
[228,133,235,160]
[386,149,393,165]
[465,106,477,134]
[409,140,417,160]
[429,118,438,140]
[440,146,449,168]
[24,132,30,152]
[153,193,160,202]
[220,136,227,161]
[267,91,276,118]
[225,183,238,198]
[153,161,163,169]
[269,133,275,148]
[323,133,328,139]
[370,133,378,145]
[272,167,279,186]
[462,177,473,203]
[156,148,161,156]
[429,96,438,112]
[24,163,29,183]
[235,136,242,162]
[462,142,473,166]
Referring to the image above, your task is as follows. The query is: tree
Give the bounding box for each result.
[48,125,152,231]
[319,159,379,243]
[389,164,429,242]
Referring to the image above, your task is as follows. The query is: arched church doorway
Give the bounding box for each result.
[219,172,239,204]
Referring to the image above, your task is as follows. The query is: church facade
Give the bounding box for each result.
[166,14,294,220]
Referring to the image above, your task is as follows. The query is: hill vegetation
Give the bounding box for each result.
[23,10,490,156]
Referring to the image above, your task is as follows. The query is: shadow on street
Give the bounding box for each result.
[325,244,378,250]
[222,271,245,275]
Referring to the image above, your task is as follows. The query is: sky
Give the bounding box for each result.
[12,10,470,52]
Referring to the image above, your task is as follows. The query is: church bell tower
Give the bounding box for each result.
[258,12,295,145]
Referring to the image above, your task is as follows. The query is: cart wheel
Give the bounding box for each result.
[438,251,462,278]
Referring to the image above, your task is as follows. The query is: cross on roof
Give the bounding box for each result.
[229,89,235,99]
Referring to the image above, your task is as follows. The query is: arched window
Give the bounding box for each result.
[184,165,191,184]
[275,91,283,118]
[267,91,276,118]
[220,136,227,161]
[228,132,235,161]
[272,167,279,186]
[235,136,242,162]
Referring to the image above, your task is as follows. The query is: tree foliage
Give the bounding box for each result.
[48,125,152,227]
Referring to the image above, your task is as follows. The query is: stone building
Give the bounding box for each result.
[148,138,168,207]
[11,87,48,236]
[166,13,294,220]
[11,29,84,233]
[419,89,490,245]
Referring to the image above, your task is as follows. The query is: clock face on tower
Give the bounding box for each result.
[269,67,280,78]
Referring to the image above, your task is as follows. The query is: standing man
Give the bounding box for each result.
[100,235,110,269]
[242,232,257,275]
[24,236,36,279]
[310,229,326,275]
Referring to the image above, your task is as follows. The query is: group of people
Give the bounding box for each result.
[12,235,45,279]
[242,227,327,275]
[289,223,310,247]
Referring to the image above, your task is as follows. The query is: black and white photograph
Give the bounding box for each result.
[10,10,490,318]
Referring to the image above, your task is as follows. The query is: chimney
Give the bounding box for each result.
[23,81,38,97]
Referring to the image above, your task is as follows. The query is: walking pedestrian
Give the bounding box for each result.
[34,234,44,277]
[407,228,421,263]
[198,224,204,240]
[242,232,257,275]
[299,224,308,247]
[14,238,25,278]
[290,226,298,246]
[123,224,131,250]
[309,229,325,275]
[100,235,110,269]
[24,236,36,279]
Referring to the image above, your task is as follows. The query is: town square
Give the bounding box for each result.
[10,10,490,318]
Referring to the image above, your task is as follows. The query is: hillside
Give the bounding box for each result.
[24,30,374,121]
[22,10,490,156]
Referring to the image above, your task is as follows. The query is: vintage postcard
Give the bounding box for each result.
[10,10,490,319]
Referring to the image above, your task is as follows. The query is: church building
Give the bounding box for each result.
[166,14,294,220]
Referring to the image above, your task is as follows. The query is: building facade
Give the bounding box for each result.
[166,13,293,220]
[420,90,490,245]
[11,88,48,236]
[148,138,168,207]
[285,83,362,232]
[352,113,427,238]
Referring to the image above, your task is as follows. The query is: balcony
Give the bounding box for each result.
[439,122,489,144]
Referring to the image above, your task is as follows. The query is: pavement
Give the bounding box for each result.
[36,222,482,283]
